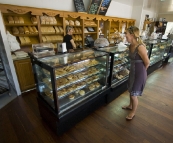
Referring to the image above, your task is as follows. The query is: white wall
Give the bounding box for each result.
[106,1,133,18]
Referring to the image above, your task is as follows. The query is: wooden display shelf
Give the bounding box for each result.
[74,40,82,42]
[84,25,97,27]
[84,32,97,34]
[13,34,39,36]
[5,23,37,26]
[40,24,63,26]
[73,33,82,34]
[41,33,64,35]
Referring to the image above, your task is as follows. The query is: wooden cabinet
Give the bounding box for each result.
[14,58,35,92]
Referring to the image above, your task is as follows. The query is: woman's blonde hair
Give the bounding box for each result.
[127,26,145,46]
[66,25,73,34]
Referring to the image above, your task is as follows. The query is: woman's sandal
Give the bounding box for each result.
[126,115,135,121]
[122,106,132,110]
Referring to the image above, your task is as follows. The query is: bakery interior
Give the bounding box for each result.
[0,0,173,141]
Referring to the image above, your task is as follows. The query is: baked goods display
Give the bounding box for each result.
[42,35,63,42]
[65,20,69,25]
[40,16,57,24]
[69,94,75,100]
[31,16,37,24]
[19,36,31,44]
[114,68,129,80]
[84,20,97,26]
[69,20,74,26]
[12,27,19,34]
[79,90,85,96]
[75,20,80,26]
[7,16,14,24]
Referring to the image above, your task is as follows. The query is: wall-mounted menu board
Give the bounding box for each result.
[73,0,86,13]
[98,0,112,15]
[88,0,103,14]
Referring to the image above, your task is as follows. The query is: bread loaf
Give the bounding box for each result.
[52,17,57,24]
[58,26,64,33]
[12,27,19,34]
[49,17,54,24]
[18,27,24,34]
[18,17,24,24]
[28,26,34,34]
[7,16,14,24]
[19,37,26,44]
[31,16,37,24]
[78,28,82,33]
[32,26,38,34]
[42,36,47,42]
[24,26,29,34]
[45,16,50,24]
[40,16,45,24]
[24,37,31,43]
[13,16,20,24]
[78,35,82,41]
[69,20,74,26]
[54,26,60,33]
[65,20,69,25]
[75,20,80,26]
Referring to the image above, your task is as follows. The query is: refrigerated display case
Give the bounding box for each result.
[97,46,130,103]
[29,49,110,134]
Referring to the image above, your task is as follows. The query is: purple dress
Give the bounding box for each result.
[128,44,147,96]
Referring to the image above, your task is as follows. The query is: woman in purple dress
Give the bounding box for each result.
[122,26,150,120]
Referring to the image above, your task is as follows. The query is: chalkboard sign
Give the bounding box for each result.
[73,0,86,13]
[88,0,103,14]
[98,0,112,15]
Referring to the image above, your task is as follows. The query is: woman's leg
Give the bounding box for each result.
[122,94,133,109]
[126,96,138,118]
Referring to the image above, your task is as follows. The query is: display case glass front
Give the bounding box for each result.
[163,40,171,58]
[150,40,167,66]
[32,49,109,116]
[98,46,130,87]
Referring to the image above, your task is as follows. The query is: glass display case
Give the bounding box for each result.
[150,40,167,66]
[163,40,171,58]
[97,46,130,88]
[143,39,153,57]
[29,49,109,116]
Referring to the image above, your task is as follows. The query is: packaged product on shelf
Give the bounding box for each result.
[54,26,60,33]
[58,26,64,33]
[52,17,57,24]
[18,27,24,34]
[23,26,29,34]
[31,16,37,24]
[19,37,26,44]
[75,20,80,26]
[7,16,14,24]
[28,26,34,34]
[42,36,47,42]
[65,20,69,25]
[69,20,74,26]
[13,16,20,23]
[40,16,46,24]
[23,37,31,43]
[49,17,54,24]
[32,26,38,34]
[18,17,24,23]
[44,16,50,24]
[12,27,19,34]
